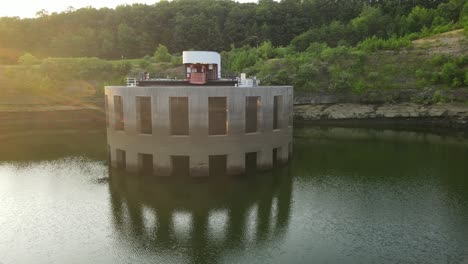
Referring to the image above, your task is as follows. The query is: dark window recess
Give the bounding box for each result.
[289,95,293,126]
[170,97,189,135]
[273,95,282,130]
[171,156,190,177]
[139,153,153,175]
[273,148,279,167]
[116,149,126,169]
[114,96,124,131]
[137,97,152,134]
[209,155,227,177]
[245,152,257,175]
[105,96,109,128]
[245,96,259,133]
[209,97,227,135]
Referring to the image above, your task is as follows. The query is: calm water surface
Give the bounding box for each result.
[0,126,467,263]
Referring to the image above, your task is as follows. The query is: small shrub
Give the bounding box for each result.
[431,54,449,65]
[432,90,446,103]
[451,77,463,88]
[138,59,151,70]
[440,62,457,82]
[357,36,412,52]
[18,53,41,65]
[171,55,182,66]
[353,80,366,93]
[153,44,172,63]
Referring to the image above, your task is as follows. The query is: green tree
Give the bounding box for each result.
[117,23,139,58]
[460,1,468,25]
[153,44,172,63]
[18,53,40,65]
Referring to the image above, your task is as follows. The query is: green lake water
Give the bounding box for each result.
[0,126,467,263]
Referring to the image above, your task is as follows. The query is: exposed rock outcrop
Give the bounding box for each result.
[294,103,468,129]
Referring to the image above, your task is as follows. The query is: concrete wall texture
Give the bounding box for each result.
[105,86,293,177]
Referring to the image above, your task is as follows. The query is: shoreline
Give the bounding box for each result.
[1,101,468,132]
[294,102,468,131]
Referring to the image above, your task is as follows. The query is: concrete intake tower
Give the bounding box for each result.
[105,51,293,177]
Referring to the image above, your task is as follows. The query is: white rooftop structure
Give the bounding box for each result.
[183,51,221,78]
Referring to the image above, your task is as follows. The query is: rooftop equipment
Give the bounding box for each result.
[183,51,221,85]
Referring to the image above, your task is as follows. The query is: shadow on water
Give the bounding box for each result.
[107,166,293,264]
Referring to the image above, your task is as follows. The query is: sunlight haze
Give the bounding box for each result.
[1,0,258,18]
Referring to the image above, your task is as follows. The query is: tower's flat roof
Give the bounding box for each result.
[182,51,220,64]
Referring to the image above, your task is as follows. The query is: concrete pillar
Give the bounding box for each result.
[189,94,208,138]
[258,148,273,171]
[287,88,294,127]
[108,94,115,130]
[125,150,139,173]
[279,143,289,164]
[260,93,273,132]
[150,95,157,135]
[280,93,287,129]
[154,94,170,137]
[109,145,118,168]
[190,154,209,177]
[228,92,245,134]
[227,152,244,176]
[124,94,137,134]
[155,154,171,177]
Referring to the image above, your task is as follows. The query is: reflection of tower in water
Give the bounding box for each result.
[108,167,293,263]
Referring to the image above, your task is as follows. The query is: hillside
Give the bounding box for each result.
[1,0,458,62]
[358,29,468,92]
[413,29,468,55]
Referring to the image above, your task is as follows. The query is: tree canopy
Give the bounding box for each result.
[0,0,461,63]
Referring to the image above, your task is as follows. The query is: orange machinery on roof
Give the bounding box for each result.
[183,51,221,85]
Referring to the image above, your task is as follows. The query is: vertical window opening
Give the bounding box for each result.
[209,155,227,177]
[288,94,293,126]
[245,96,259,133]
[171,156,190,177]
[273,148,279,167]
[138,153,153,175]
[137,96,152,134]
[170,97,189,135]
[105,95,109,128]
[114,95,124,131]
[245,152,257,175]
[273,95,282,130]
[116,149,126,169]
[209,97,227,135]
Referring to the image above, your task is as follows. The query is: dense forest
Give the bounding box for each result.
[1,0,467,103]
[0,0,465,61]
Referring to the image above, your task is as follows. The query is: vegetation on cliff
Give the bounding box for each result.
[0,0,467,106]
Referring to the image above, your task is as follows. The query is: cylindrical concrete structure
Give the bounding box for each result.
[105,86,293,177]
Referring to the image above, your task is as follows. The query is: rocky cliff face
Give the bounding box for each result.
[294,89,468,105]
[294,103,468,129]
